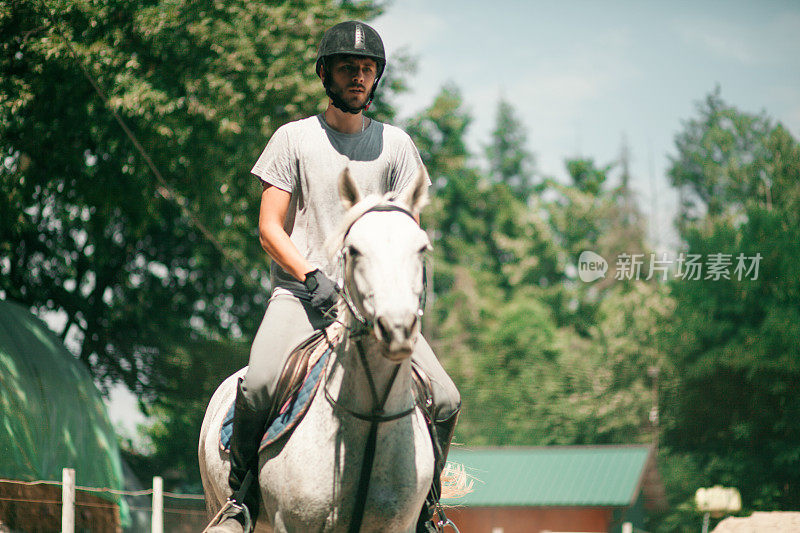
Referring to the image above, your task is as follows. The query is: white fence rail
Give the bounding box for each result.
[0,470,205,532]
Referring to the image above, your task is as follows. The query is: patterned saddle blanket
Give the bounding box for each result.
[218,323,436,452]
[219,324,342,452]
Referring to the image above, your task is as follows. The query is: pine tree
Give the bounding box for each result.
[658,92,800,526]
[485,98,537,201]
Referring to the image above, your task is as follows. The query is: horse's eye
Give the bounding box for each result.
[418,244,432,255]
[348,246,361,258]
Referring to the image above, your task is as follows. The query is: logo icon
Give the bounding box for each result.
[578,251,607,282]
[354,25,365,49]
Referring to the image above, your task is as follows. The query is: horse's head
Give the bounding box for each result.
[331,167,431,361]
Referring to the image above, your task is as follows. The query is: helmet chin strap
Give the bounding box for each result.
[324,79,377,114]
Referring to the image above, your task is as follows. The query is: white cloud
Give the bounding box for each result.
[674,12,800,66]
[502,33,639,147]
[372,2,445,59]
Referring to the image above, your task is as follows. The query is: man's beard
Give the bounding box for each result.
[329,81,371,109]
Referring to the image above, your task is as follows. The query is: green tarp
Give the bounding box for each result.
[0,299,124,506]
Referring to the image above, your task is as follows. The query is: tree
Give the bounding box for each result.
[406,90,667,449]
[669,87,777,227]
[659,92,800,524]
[2,0,395,490]
[454,151,667,447]
[546,157,648,332]
[0,0,381,397]
[485,98,537,201]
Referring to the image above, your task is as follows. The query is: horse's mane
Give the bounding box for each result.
[326,191,400,258]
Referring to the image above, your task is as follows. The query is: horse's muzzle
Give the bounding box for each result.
[375,313,419,359]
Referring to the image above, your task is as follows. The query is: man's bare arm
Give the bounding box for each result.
[258,183,314,281]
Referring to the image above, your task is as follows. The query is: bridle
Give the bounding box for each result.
[334,203,428,332]
[324,202,431,533]
[325,201,428,422]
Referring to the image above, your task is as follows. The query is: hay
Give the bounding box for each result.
[441,461,474,500]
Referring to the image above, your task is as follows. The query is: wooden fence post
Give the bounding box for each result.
[61,467,75,533]
[152,476,164,533]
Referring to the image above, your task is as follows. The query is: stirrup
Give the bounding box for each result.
[434,504,460,533]
[202,498,253,533]
[437,517,460,533]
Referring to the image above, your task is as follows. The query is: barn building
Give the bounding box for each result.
[443,445,667,533]
[0,299,126,531]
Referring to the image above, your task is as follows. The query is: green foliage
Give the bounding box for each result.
[565,158,609,196]
[550,157,645,263]
[660,92,800,519]
[405,83,471,180]
[1,0,385,489]
[547,157,648,333]
[140,338,250,491]
[405,88,667,450]
[14,6,794,521]
[485,98,537,201]
[669,87,777,225]
[0,0,380,396]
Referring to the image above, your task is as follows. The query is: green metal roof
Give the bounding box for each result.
[444,445,652,507]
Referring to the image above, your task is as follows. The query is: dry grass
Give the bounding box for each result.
[441,461,475,500]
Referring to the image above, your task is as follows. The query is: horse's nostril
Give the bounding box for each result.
[406,315,418,337]
[376,317,392,342]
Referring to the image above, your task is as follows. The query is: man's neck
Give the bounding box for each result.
[324,104,368,134]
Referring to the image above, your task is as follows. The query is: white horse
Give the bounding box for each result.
[199,167,439,532]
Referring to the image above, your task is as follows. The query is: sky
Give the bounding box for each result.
[106,0,800,440]
[371,0,800,250]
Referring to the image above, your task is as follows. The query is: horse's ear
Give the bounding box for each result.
[398,165,429,215]
[338,167,362,210]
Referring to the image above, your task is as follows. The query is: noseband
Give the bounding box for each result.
[335,203,428,330]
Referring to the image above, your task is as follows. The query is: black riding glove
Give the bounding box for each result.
[303,269,339,316]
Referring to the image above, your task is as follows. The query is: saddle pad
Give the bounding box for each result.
[219,346,332,452]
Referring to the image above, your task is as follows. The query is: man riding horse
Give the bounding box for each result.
[209,21,461,533]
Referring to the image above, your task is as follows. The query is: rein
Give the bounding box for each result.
[322,340,416,423]
[322,338,417,533]
[353,338,406,533]
[321,336,418,533]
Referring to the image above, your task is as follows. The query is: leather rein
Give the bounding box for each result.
[323,335,417,423]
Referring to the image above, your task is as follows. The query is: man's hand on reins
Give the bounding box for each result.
[303,269,339,315]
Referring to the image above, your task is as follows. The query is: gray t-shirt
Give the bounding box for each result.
[251,114,424,298]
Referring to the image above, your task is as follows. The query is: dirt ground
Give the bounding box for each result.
[713,511,800,533]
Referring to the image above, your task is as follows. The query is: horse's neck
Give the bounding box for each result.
[327,333,415,417]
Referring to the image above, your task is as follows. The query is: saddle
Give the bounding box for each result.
[219,323,439,455]
[267,324,341,428]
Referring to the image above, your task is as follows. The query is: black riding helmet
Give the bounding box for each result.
[316,21,385,114]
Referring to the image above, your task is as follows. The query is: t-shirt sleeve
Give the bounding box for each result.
[390,133,430,194]
[250,126,297,193]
